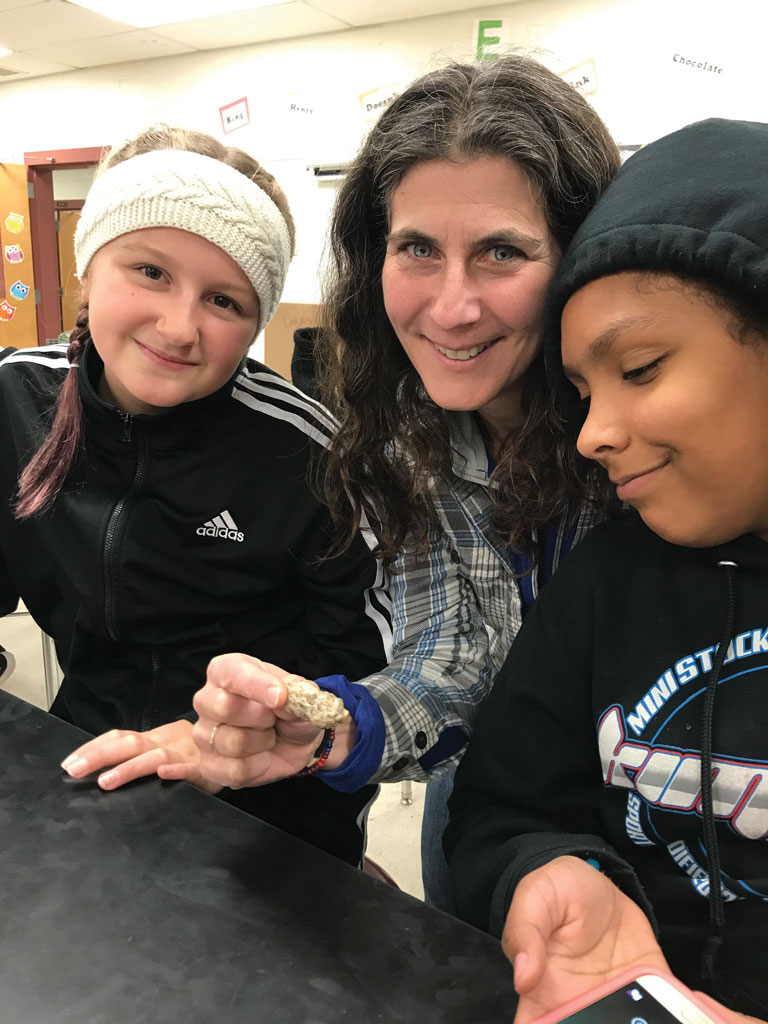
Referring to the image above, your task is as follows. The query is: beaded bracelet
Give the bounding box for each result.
[295,728,336,777]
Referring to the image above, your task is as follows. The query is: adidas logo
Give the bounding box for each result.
[196,509,244,543]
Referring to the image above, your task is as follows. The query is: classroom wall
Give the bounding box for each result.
[0,0,763,315]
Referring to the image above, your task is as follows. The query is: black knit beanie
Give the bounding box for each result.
[545,117,768,409]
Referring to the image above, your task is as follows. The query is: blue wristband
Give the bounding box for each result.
[311,674,385,792]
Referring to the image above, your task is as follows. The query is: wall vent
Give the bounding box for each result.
[307,163,350,180]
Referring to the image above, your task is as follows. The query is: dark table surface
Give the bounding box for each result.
[0,690,518,1023]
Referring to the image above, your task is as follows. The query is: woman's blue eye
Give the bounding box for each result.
[491,246,520,262]
[408,242,432,259]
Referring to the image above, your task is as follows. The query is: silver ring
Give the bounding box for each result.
[209,723,220,749]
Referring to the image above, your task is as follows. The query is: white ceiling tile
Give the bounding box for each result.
[307,0,508,25]
[26,27,195,66]
[0,0,130,51]
[0,49,75,72]
[0,0,44,12]
[153,1,349,48]
[0,0,526,83]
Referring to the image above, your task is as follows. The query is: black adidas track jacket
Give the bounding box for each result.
[0,341,392,862]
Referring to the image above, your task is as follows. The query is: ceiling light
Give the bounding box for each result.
[65,0,292,29]
[0,46,13,57]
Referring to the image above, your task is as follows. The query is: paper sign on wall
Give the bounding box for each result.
[562,59,598,96]
[219,97,250,134]
[670,50,724,75]
[287,93,315,118]
[358,84,402,126]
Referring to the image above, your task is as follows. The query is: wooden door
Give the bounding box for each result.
[57,209,81,334]
[0,163,37,349]
[264,301,323,382]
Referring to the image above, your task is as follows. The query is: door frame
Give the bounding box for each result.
[25,147,103,344]
[55,201,85,336]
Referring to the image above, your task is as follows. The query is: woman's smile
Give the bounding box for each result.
[431,337,499,362]
[382,156,558,433]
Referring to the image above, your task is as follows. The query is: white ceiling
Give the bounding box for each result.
[0,0,498,80]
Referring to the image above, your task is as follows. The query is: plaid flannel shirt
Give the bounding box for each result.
[356,412,598,785]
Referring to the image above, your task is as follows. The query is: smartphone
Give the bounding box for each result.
[530,967,726,1024]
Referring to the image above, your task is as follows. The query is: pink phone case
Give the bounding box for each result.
[528,966,728,1024]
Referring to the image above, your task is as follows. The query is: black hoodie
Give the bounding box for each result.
[445,119,768,1018]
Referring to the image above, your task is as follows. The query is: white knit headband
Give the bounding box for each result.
[74,148,291,336]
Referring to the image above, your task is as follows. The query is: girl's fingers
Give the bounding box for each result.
[61,730,155,779]
[96,747,169,790]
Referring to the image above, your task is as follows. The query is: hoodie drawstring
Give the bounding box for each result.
[700,559,738,984]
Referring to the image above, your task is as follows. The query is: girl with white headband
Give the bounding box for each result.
[0,126,391,865]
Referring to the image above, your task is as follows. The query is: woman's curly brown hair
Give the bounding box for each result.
[318,54,620,568]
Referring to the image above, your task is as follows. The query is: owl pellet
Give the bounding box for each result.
[283,675,349,728]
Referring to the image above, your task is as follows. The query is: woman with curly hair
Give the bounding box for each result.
[167,54,619,905]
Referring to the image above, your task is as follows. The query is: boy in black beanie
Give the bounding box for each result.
[446,119,768,1023]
